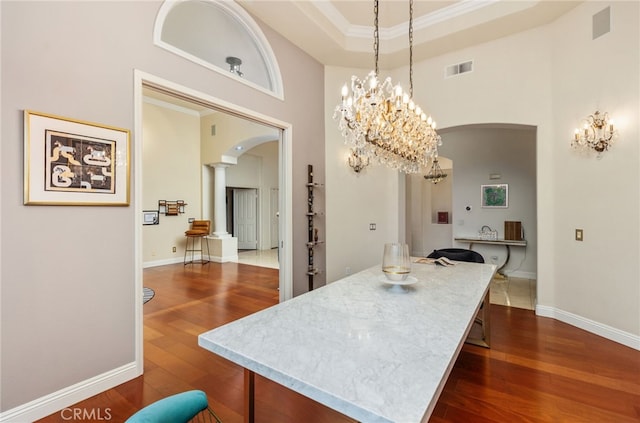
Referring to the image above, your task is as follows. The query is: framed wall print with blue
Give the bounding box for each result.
[24,110,130,206]
[481,184,508,208]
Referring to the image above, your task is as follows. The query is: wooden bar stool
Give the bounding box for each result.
[184,220,211,265]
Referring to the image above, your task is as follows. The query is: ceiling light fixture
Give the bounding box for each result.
[333,0,441,174]
[423,156,447,184]
[572,110,616,157]
[226,56,243,77]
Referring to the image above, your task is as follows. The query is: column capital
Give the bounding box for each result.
[210,162,232,169]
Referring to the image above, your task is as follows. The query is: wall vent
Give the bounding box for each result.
[445,60,473,78]
[592,7,610,40]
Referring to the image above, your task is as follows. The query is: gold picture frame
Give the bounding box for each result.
[24,110,130,206]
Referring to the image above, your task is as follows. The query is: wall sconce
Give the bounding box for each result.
[572,110,616,156]
[347,148,369,173]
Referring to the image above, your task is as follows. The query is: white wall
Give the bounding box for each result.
[142,102,202,264]
[1,0,325,418]
[226,142,279,250]
[325,2,639,347]
[325,66,401,283]
[441,125,537,278]
[547,2,639,338]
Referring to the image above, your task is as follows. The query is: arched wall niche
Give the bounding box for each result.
[154,0,284,99]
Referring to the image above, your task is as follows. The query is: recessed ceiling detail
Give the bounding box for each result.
[237,0,581,68]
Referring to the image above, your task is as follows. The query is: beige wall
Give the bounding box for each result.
[1,0,324,417]
[142,102,202,264]
[549,2,639,337]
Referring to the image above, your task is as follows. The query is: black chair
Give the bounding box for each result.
[427,248,490,348]
[427,248,484,263]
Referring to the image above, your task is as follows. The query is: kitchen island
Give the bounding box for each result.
[199,260,496,423]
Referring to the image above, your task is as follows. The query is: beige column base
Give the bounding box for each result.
[207,236,238,263]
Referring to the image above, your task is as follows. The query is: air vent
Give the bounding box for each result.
[445,60,473,78]
[592,6,610,40]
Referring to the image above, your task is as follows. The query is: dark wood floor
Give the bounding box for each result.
[38,262,640,423]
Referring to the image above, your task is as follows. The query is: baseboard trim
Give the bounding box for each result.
[209,254,239,263]
[143,254,241,267]
[143,257,183,268]
[0,362,140,423]
[505,270,536,279]
[536,305,640,351]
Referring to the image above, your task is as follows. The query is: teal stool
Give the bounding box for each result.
[125,390,222,423]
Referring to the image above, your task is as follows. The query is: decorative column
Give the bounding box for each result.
[209,163,237,262]
[212,163,230,238]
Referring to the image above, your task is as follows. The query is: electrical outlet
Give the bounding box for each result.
[172,246,177,252]
[369,223,376,230]
[575,229,583,241]
[345,267,351,275]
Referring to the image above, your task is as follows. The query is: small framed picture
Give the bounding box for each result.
[481,184,508,208]
[143,210,160,225]
[24,110,130,206]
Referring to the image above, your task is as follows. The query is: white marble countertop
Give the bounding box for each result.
[199,260,496,423]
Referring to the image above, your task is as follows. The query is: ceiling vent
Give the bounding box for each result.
[592,7,610,40]
[445,60,473,78]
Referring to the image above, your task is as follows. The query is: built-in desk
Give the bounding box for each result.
[454,237,526,277]
[199,261,496,423]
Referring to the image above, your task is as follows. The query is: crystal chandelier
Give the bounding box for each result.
[423,156,447,184]
[572,110,616,156]
[334,0,441,174]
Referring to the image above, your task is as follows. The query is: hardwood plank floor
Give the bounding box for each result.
[37,262,640,422]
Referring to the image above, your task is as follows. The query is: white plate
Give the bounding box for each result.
[379,275,418,286]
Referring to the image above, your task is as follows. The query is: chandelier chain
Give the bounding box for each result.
[374,0,379,76]
[409,0,414,97]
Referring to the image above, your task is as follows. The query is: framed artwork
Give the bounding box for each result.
[481,184,508,208]
[24,110,130,206]
[143,210,160,225]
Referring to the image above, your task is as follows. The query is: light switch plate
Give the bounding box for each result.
[575,229,583,241]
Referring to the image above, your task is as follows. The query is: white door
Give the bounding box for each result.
[234,189,258,250]
[270,188,279,249]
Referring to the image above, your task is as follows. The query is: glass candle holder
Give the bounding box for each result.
[382,243,411,281]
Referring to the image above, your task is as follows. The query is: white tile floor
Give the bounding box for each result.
[489,276,536,310]
[233,250,536,311]
[233,248,279,269]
